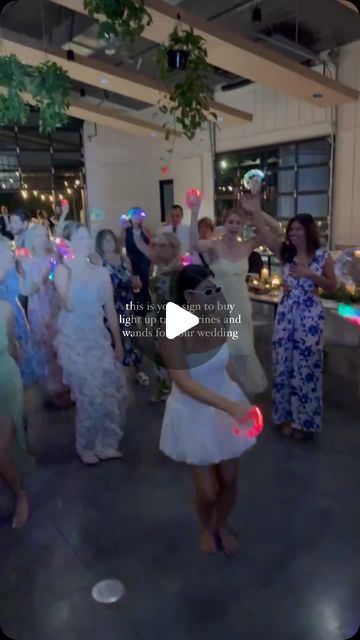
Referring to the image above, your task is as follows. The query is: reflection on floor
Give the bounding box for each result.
[0,331,360,640]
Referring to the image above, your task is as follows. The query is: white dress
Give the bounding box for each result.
[160,343,257,466]
[56,266,126,455]
[211,257,267,395]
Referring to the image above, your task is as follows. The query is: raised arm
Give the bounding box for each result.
[133,231,155,262]
[189,205,217,259]
[240,194,283,258]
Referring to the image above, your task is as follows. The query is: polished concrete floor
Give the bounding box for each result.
[0,331,360,640]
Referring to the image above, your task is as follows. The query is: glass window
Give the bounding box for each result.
[273,170,295,194]
[19,151,52,171]
[297,139,330,166]
[271,196,295,218]
[298,166,329,192]
[0,152,18,170]
[53,151,82,169]
[51,130,81,150]
[278,144,296,167]
[297,194,328,218]
[0,129,16,150]
[17,130,50,150]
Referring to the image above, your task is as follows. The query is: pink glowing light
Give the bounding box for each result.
[15,248,31,258]
[181,253,193,267]
[185,188,203,209]
[233,406,264,438]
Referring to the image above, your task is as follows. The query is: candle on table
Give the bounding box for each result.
[261,267,269,281]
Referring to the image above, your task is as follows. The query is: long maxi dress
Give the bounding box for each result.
[272,247,329,432]
[55,266,126,455]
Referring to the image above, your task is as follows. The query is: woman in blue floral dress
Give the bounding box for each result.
[240,197,337,439]
[94,230,149,386]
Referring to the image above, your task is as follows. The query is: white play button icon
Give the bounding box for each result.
[165,302,199,340]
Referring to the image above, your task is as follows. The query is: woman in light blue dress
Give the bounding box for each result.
[0,244,29,528]
[240,197,337,438]
[0,246,42,387]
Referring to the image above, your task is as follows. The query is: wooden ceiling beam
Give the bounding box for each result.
[51,0,358,107]
[0,31,252,127]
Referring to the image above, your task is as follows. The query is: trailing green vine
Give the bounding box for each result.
[0,55,70,133]
[31,61,70,134]
[157,24,216,141]
[0,55,29,126]
[83,0,152,43]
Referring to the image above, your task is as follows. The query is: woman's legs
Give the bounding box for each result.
[215,459,239,554]
[0,417,29,528]
[191,465,219,553]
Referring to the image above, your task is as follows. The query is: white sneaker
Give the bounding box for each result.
[96,448,123,461]
[78,451,100,465]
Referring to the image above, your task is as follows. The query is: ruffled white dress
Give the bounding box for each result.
[56,266,126,455]
[160,343,257,466]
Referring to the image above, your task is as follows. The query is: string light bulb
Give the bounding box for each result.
[21,190,28,199]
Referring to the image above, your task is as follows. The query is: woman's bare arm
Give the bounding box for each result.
[240,194,283,258]
[189,206,217,260]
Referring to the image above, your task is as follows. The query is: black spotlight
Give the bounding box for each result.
[66,49,75,61]
[80,88,86,98]
[252,3,262,22]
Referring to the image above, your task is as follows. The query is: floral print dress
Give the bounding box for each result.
[102,257,142,367]
[272,247,329,432]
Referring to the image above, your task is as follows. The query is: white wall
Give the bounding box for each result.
[83,51,360,246]
[332,41,360,247]
[83,123,162,233]
[214,82,332,153]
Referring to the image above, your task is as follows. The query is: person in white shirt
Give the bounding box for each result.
[161,205,190,254]
[9,209,30,249]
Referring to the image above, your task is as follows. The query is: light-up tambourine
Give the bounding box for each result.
[89,208,105,223]
[243,169,265,194]
[128,207,147,221]
[185,188,203,209]
[119,213,129,227]
[15,248,32,259]
[233,406,264,439]
[54,237,74,261]
[181,253,193,267]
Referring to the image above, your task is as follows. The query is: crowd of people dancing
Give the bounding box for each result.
[0,195,337,554]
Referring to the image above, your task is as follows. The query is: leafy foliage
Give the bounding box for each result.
[31,62,71,134]
[84,0,152,43]
[0,56,70,133]
[0,55,29,126]
[157,25,216,141]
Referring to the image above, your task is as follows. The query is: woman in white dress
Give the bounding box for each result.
[54,223,126,465]
[159,265,261,555]
[190,204,279,396]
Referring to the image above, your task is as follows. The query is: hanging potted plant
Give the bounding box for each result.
[83,0,152,43]
[0,54,29,126]
[31,61,71,134]
[156,21,216,141]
